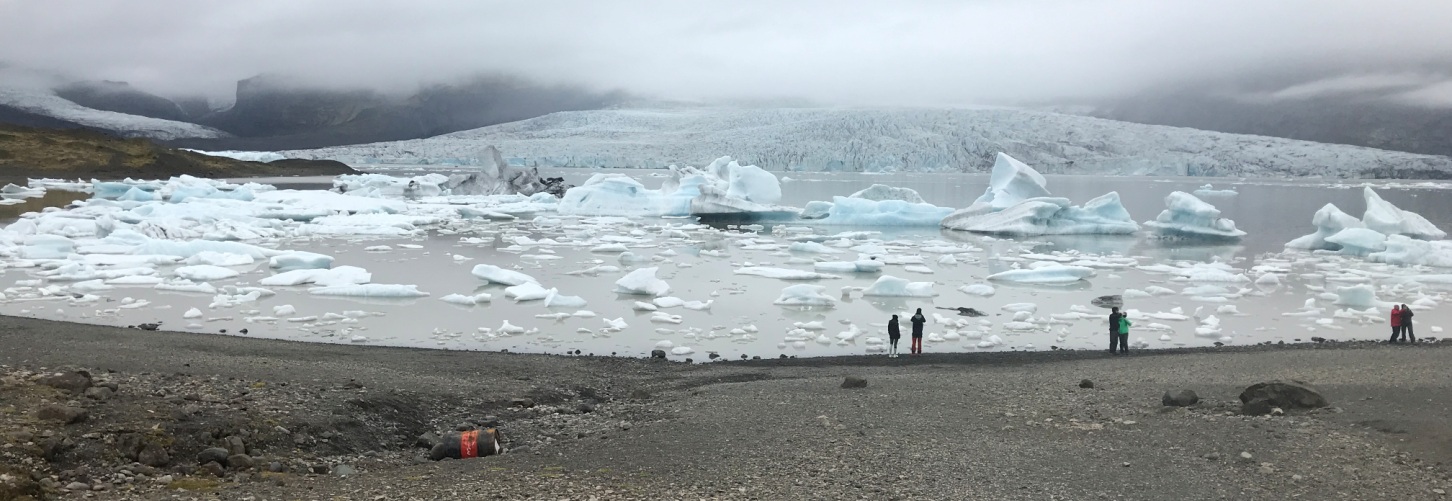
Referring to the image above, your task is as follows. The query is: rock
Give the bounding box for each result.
[310,464,330,474]
[227,454,254,470]
[273,426,291,435]
[137,443,170,467]
[115,433,144,460]
[195,447,230,466]
[1202,452,1220,461]
[650,349,667,359]
[840,376,868,389]
[510,397,535,408]
[155,475,173,484]
[36,404,88,424]
[225,435,247,456]
[333,464,356,477]
[83,386,114,401]
[1239,380,1328,414]
[199,461,225,477]
[1079,379,1094,389]
[38,371,93,394]
[64,481,89,491]
[416,432,440,449]
[268,461,285,473]
[40,436,70,461]
[1239,451,1254,460]
[1162,390,1199,407]
[629,389,651,400]
[576,403,596,413]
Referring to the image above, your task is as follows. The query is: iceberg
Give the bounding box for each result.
[942,193,1138,235]
[440,293,492,305]
[614,267,671,296]
[259,266,372,287]
[800,201,834,220]
[1323,228,1388,256]
[173,265,240,282]
[773,284,838,307]
[1361,187,1446,240]
[1286,203,1364,250]
[308,284,429,298]
[471,264,538,286]
[1333,284,1390,309]
[440,146,550,196]
[504,282,550,301]
[813,260,884,273]
[846,184,926,204]
[1368,235,1452,268]
[861,275,937,297]
[559,158,790,218]
[813,197,955,226]
[971,153,1052,211]
[269,252,334,271]
[1143,191,1245,239]
[1192,184,1238,197]
[542,289,588,308]
[986,264,1095,284]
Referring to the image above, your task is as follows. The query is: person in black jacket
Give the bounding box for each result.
[910,308,927,356]
[1108,307,1127,354]
[1400,304,1415,343]
[887,315,902,358]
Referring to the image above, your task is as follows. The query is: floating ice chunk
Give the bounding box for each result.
[135,238,280,260]
[734,266,840,280]
[505,282,550,301]
[543,289,588,308]
[973,152,1051,211]
[632,301,658,311]
[498,320,526,334]
[1324,228,1388,256]
[590,243,630,253]
[1216,305,1241,315]
[273,304,296,316]
[942,193,1138,236]
[813,196,953,226]
[614,267,671,296]
[18,235,75,259]
[268,252,334,271]
[1255,273,1281,286]
[650,312,684,324]
[69,280,113,293]
[1368,235,1452,268]
[1144,192,1245,239]
[1362,187,1446,240]
[682,300,713,311]
[1286,203,1364,250]
[441,293,492,305]
[602,317,629,331]
[904,265,934,274]
[773,284,837,307]
[1192,184,1238,197]
[183,308,203,319]
[174,265,240,282]
[987,264,1094,284]
[471,264,538,286]
[788,241,842,254]
[260,266,372,287]
[861,275,937,297]
[848,184,926,203]
[1334,284,1390,309]
[1002,303,1037,313]
[670,346,694,356]
[800,201,834,219]
[185,252,255,267]
[308,284,429,298]
[958,284,996,296]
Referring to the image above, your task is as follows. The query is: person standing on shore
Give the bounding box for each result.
[1390,305,1402,343]
[1108,307,1127,354]
[887,315,902,358]
[910,308,926,356]
[1400,304,1415,343]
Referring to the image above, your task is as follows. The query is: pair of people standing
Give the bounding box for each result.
[1390,304,1416,343]
[1108,306,1131,354]
[887,309,927,357]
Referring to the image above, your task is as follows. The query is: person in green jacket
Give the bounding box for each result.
[1108,307,1130,354]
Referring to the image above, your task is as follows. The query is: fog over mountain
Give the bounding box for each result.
[1,1,1450,152]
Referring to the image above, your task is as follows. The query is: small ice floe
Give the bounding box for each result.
[861,275,937,297]
[958,283,995,296]
[614,267,671,296]
[734,266,840,280]
[440,293,492,306]
[308,284,429,298]
[471,264,537,286]
[650,312,683,324]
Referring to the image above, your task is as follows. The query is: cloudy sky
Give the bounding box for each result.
[2,0,1450,105]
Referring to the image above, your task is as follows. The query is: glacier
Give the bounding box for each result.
[0,87,226,140]
[282,107,1452,178]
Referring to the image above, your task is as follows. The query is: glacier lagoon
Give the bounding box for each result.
[2,168,1449,360]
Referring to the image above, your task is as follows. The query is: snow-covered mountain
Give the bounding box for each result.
[283,107,1452,179]
[0,87,227,140]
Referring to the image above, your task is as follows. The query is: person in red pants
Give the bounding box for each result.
[910,308,927,355]
[1389,305,1402,343]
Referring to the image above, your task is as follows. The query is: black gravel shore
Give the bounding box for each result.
[2,315,1451,500]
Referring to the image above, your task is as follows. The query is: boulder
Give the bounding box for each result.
[196,447,231,466]
[227,454,254,470]
[415,432,440,449]
[1239,380,1327,413]
[35,404,88,424]
[840,377,868,389]
[38,371,93,395]
[650,349,667,359]
[1162,390,1199,407]
[83,386,113,401]
[1079,379,1094,389]
[137,443,170,467]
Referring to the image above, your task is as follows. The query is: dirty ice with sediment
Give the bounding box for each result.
[2,139,1451,361]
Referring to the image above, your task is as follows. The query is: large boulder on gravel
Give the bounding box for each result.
[1239,380,1327,415]
[1162,390,1199,407]
[38,371,93,395]
[35,404,88,424]
[138,443,170,467]
[840,377,868,389]
[196,447,231,466]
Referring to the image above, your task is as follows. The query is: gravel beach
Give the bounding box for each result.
[2,315,1451,500]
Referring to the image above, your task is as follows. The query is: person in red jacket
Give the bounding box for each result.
[1389,305,1402,343]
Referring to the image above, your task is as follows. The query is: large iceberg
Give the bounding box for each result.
[559,156,792,218]
[441,146,550,196]
[813,197,955,226]
[1143,191,1245,239]
[941,193,1138,235]
[1286,203,1364,250]
[941,153,1137,235]
[847,184,926,204]
[1323,228,1388,256]
[1361,187,1446,240]
[1369,235,1452,268]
